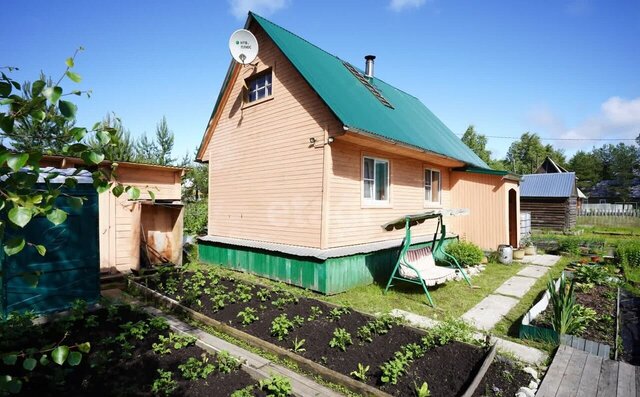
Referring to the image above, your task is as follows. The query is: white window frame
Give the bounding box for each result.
[246,70,273,103]
[424,168,442,206]
[362,156,390,206]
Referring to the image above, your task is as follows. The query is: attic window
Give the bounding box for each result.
[342,61,394,109]
[246,70,272,103]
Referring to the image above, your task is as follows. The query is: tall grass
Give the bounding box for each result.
[547,274,579,335]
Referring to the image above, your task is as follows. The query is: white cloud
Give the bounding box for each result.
[389,0,428,12]
[229,0,290,20]
[527,96,640,153]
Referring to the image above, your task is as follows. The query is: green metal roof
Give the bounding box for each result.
[250,12,490,169]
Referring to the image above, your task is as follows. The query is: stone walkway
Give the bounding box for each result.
[461,254,561,331]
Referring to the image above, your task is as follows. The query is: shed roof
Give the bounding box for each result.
[198,12,490,170]
[520,173,577,198]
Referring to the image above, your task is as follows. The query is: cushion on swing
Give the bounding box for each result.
[398,246,457,286]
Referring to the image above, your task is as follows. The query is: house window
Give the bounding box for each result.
[246,71,272,103]
[424,168,441,204]
[363,157,389,203]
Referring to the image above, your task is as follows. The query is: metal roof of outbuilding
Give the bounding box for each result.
[520,173,577,198]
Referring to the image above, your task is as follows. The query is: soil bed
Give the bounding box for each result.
[0,305,265,396]
[471,357,531,397]
[532,284,616,347]
[619,289,640,365]
[141,269,530,396]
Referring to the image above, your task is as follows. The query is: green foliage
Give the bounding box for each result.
[445,240,484,267]
[307,306,323,321]
[215,350,241,374]
[86,113,136,161]
[290,337,306,353]
[461,125,492,165]
[270,314,295,341]
[547,274,580,335]
[259,375,292,397]
[379,343,427,384]
[356,315,399,343]
[617,240,640,268]
[327,307,351,321]
[178,353,216,380]
[504,132,566,174]
[572,305,598,335]
[329,328,353,351]
[350,363,370,382]
[151,369,178,396]
[183,201,208,235]
[573,265,614,286]
[152,332,196,355]
[231,385,255,397]
[237,307,259,326]
[414,381,431,397]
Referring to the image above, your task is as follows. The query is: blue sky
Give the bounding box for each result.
[4,0,639,161]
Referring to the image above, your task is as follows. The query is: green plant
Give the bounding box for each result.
[356,324,374,343]
[445,241,484,267]
[617,240,640,268]
[502,369,514,382]
[178,353,215,380]
[290,338,306,353]
[574,264,613,285]
[119,320,150,340]
[215,350,241,374]
[183,201,207,235]
[573,304,598,334]
[257,288,271,302]
[292,315,305,327]
[149,316,170,331]
[151,369,178,396]
[548,274,580,335]
[329,328,352,352]
[380,355,408,385]
[327,307,350,321]
[414,381,431,397]
[271,292,298,309]
[234,283,253,303]
[307,306,323,321]
[237,308,259,326]
[259,375,292,397]
[270,314,295,341]
[152,332,196,355]
[427,318,474,346]
[231,385,255,397]
[350,363,370,382]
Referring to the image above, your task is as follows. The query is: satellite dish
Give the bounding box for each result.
[229,29,258,65]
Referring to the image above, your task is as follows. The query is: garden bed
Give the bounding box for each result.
[132,268,533,396]
[0,302,287,396]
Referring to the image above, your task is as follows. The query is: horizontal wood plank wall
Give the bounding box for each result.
[326,140,452,248]
[521,198,570,230]
[449,172,514,250]
[206,24,339,248]
[117,167,182,200]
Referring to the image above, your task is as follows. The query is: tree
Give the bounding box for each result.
[154,116,175,166]
[0,50,140,260]
[504,132,565,174]
[608,143,639,202]
[134,133,159,164]
[461,125,492,165]
[568,150,603,191]
[5,73,75,153]
[180,150,208,201]
[87,113,136,161]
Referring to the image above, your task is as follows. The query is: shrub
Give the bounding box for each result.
[184,201,207,235]
[445,241,484,267]
[616,240,640,268]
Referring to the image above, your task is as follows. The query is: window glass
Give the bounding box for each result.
[247,72,272,103]
[425,168,441,203]
[363,157,389,203]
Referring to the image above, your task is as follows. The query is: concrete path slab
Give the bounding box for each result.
[519,254,561,267]
[495,276,538,298]
[391,309,547,365]
[517,265,550,279]
[461,294,520,331]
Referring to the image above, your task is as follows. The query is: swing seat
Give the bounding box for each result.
[398,247,457,286]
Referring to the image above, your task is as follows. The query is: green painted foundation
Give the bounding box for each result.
[198,237,457,295]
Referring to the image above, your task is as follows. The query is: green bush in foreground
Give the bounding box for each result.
[184,201,207,235]
[446,241,484,267]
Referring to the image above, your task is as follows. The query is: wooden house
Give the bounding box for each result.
[196,13,520,294]
[535,156,587,210]
[40,155,185,272]
[520,172,578,231]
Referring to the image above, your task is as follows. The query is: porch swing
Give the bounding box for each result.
[382,209,472,307]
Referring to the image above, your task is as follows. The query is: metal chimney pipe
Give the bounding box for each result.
[364,55,376,78]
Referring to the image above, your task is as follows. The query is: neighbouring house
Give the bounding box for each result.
[534,156,587,210]
[585,178,640,205]
[520,172,578,231]
[195,12,520,294]
[40,155,186,273]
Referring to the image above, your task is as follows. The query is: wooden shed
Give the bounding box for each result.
[40,155,185,272]
[520,172,578,231]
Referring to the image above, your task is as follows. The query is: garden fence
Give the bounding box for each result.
[580,203,640,217]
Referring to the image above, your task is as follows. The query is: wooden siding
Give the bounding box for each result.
[521,197,576,231]
[205,23,340,248]
[449,172,519,250]
[325,139,452,248]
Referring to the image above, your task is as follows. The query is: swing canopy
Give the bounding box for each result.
[381,209,470,232]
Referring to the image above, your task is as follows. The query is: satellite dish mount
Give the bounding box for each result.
[229,29,259,66]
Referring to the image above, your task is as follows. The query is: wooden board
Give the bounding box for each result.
[617,362,636,397]
[577,354,603,397]
[556,349,588,397]
[596,360,619,397]
[537,345,573,397]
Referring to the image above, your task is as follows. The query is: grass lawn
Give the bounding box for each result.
[192,261,524,320]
